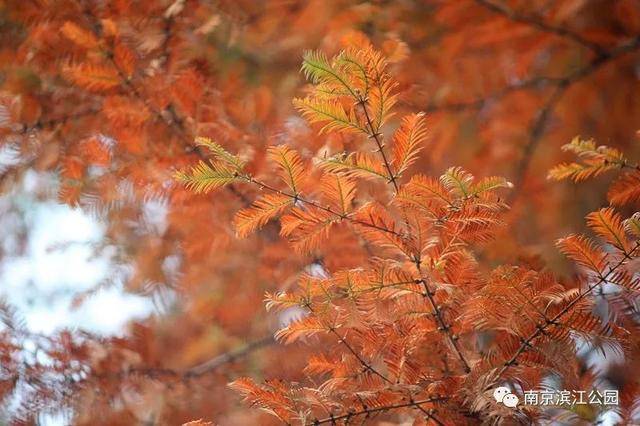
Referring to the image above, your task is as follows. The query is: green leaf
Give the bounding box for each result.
[174,160,239,193]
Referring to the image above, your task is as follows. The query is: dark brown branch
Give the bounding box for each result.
[309,397,447,425]
[474,0,606,55]
[357,95,399,192]
[415,272,471,374]
[414,403,445,426]
[327,326,393,385]
[424,76,561,113]
[89,335,276,382]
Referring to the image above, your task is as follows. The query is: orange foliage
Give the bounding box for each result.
[0,1,639,425]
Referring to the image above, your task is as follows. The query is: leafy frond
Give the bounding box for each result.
[624,212,640,238]
[301,50,356,97]
[306,353,342,377]
[556,234,607,273]
[233,194,292,238]
[280,207,336,254]
[470,176,513,196]
[608,269,640,292]
[351,47,397,130]
[320,152,389,181]
[397,174,453,208]
[367,75,397,131]
[586,208,631,253]
[114,42,136,78]
[265,291,306,313]
[267,145,307,193]
[320,174,357,215]
[297,47,397,134]
[452,206,506,243]
[563,137,625,162]
[391,113,427,178]
[548,136,626,182]
[275,316,327,344]
[174,160,239,193]
[608,170,640,206]
[441,166,474,198]
[63,63,120,92]
[293,97,364,134]
[61,21,98,49]
[353,203,410,256]
[228,378,297,423]
[195,137,246,170]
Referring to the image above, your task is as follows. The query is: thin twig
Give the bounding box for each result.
[414,270,471,374]
[357,95,399,192]
[309,397,448,425]
[19,108,100,135]
[240,175,404,238]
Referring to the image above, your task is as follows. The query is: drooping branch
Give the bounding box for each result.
[72,0,252,205]
[424,76,561,113]
[87,335,276,382]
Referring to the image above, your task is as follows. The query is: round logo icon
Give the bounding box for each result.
[493,386,510,403]
[493,387,519,408]
[503,393,519,408]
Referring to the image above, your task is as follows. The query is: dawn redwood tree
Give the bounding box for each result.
[176,43,640,424]
[0,0,639,424]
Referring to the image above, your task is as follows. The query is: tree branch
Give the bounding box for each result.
[185,335,275,377]
[474,0,606,55]
[494,241,640,383]
[414,271,471,374]
[357,95,399,192]
[309,396,447,425]
[240,174,405,239]
[509,36,640,202]
[76,1,252,205]
[18,108,100,135]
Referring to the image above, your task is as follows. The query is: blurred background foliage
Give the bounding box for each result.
[0,0,639,424]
